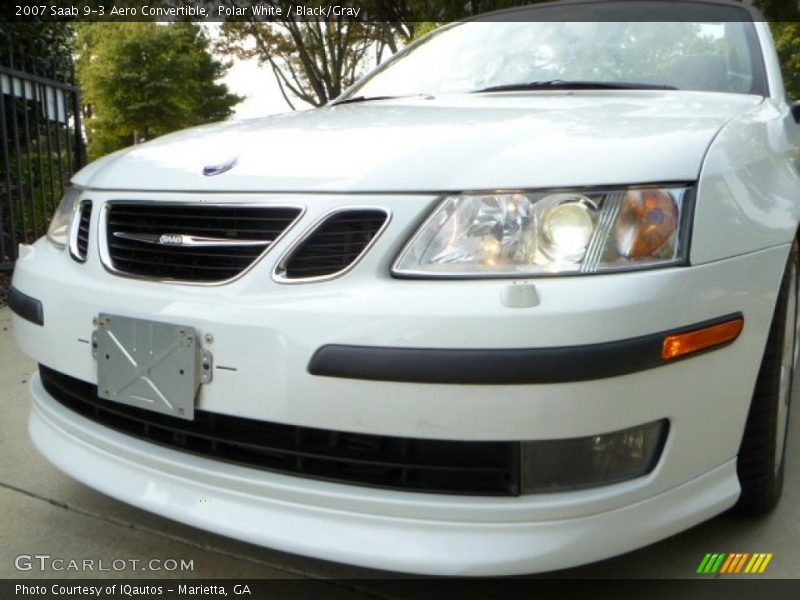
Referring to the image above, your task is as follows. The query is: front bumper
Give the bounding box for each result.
[30,372,739,576]
[9,188,791,572]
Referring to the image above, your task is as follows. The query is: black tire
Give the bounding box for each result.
[735,241,798,515]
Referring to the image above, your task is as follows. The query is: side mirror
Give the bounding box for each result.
[792,101,800,124]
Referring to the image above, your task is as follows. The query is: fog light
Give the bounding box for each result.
[521,419,667,493]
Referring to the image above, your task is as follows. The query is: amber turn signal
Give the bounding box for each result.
[662,317,744,361]
[616,189,679,259]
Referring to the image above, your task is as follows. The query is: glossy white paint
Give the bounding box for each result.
[693,100,800,264]
[72,92,762,193]
[689,21,800,265]
[11,1,800,576]
[757,20,787,103]
[29,378,740,577]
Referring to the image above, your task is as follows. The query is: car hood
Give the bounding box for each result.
[74,91,763,193]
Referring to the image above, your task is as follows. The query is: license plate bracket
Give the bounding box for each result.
[93,313,203,420]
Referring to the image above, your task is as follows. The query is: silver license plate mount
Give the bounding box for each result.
[92,313,211,420]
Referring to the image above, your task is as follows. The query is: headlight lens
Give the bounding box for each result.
[46,187,81,249]
[393,187,691,277]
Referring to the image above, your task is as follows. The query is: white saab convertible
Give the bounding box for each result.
[9,0,800,576]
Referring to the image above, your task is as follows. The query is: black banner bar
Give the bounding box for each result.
[3,579,800,600]
[0,0,788,23]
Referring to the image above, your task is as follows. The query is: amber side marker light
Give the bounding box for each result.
[662,317,744,361]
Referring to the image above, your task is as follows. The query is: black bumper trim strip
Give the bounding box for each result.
[308,313,743,385]
[8,285,44,326]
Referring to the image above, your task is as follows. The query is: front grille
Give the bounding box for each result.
[40,366,520,496]
[279,209,388,280]
[105,203,302,282]
[71,200,92,262]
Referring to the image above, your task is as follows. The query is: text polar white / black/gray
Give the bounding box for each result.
[217,4,362,18]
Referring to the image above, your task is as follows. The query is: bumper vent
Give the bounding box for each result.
[40,365,520,496]
[104,203,302,283]
[277,209,388,280]
[70,200,92,263]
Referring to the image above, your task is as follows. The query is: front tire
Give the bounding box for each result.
[735,241,798,515]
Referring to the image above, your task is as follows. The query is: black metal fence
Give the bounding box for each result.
[0,55,85,271]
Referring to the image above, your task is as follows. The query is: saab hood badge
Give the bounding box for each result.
[203,157,238,176]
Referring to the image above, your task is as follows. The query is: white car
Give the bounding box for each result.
[9,0,800,576]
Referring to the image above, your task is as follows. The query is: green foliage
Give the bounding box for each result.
[410,22,440,41]
[756,1,800,99]
[756,0,800,21]
[77,22,241,160]
[1,147,70,248]
[771,23,800,100]
[0,22,76,256]
[0,22,74,80]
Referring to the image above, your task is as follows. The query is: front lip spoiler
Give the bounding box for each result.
[308,313,743,385]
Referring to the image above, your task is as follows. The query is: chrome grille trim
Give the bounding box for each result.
[99,201,305,286]
[273,207,392,284]
[112,232,274,248]
[69,200,92,263]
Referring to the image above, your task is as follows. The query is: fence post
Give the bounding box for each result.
[70,63,85,169]
[0,45,84,271]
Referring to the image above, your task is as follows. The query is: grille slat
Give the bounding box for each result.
[106,203,301,282]
[108,210,296,222]
[305,227,387,238]
[107,221,292,232]
[283,264,362,274]
[108,241,258,260]
[71,201,92,262]
[281,210,388,280]
[109,221,290,240]
[288,250,365,260]
[112,258,241,271]
[40,366,519,496]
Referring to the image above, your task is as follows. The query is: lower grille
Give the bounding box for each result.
[105,203,302,283]
[40,366,520,496]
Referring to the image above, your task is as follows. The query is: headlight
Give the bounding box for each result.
[392,187,691,277]
[46,187,81,249]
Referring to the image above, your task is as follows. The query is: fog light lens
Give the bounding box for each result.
[521,419,667,493]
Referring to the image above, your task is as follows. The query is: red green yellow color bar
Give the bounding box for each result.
[696,552,773,574]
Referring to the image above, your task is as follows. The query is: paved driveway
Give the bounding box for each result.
[0,305,797,589]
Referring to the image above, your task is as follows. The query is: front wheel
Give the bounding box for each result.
[735,241,798,515]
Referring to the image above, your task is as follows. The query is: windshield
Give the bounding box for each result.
[345,7,765,99]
